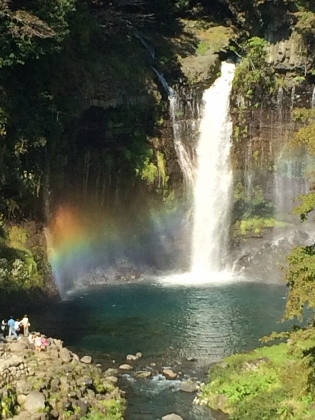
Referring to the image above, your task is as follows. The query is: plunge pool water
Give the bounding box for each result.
[29,279,289,420]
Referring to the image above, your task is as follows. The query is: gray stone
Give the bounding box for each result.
[126,354,137,361]
[180,381,198,393]
[53,339,63,349]
[80,355,92,364]
[50,410,59,419]
[104,368,119,376]
[71,352,79,362]
[119,364,133,370]
[76,377,93,387]
[8,342,28,353]
[162,369,177,379]
[17,394,27,405]
[24,391,46,412]
[0,354,22,370]
[72,399,88,416]
[104,375,118,383]
[162,414,183,420]
[86,389,95,398]
[16,379,32,394]
[49,350,59,360]
[59,348,72,363]
[135,371,151,379]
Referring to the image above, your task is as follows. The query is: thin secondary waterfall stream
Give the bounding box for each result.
[191,62,235,274]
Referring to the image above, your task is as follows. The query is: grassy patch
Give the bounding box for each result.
[196,26,232,55]
[233,217,288,236]
[198,343,315,419]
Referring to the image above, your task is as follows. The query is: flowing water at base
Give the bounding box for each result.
[29,279,289,420]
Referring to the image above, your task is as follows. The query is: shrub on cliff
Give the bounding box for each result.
[233,37,277,106]
[0,221,47,294]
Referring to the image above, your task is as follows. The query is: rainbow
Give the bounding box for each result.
[46,202,188,296]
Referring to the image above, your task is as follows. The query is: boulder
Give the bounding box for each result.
[16,379,32,394]
[72,399,88,416]
[53,339,63,349]
[126,354,137,361]
[24,391,46,412]
[162,369,177,379]
[8,341,28,353]
[59,348,72,363]
[180,381,198,393]
[50,410,59,419]
[80,355,92,364]
[17,394,27,405]
[119,364,133,370]
[104,368,119,376]
[0,354,22,370]
[162,414,183,420]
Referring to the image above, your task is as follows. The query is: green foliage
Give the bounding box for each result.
[234,217,287,236]
[283,245,315,321]
[292,110,315,164]
[292,193,315,221]
[137,158,158,185]
[233,37,277,105]
[295,11,315,45]
[8,226,28,250]
[0,0,76,68]
[233,182,275,222]
[0,220,45,292]
[199,343,315,419]
[196,26,232,55]
[0,388,18,418]
[81,397,126,420]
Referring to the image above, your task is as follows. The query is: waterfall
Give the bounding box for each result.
[169,93,199,189]
[277,86,284,112]
[291,86,296,109]
[152,67,198,189]
[191,62,235,274]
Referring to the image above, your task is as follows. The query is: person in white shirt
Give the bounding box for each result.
[21,315,30,337]
[14,319,21,336]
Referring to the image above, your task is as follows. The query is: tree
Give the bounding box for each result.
[282,109,315,322]
[0,0,76,67]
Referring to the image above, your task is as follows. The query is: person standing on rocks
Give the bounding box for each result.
[1,319,7,338]
[14,318,21,336]
[7,316,19,339]
[21,314,30,336]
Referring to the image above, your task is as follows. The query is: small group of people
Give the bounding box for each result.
[1,315,48,351]
[28,332,48,352]
[1,315,30,339]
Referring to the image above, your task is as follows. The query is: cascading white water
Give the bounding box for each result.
[152,67,198,189]
[191,62,235,274]
[169,94,197,189]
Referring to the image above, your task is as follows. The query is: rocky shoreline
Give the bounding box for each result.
[0,333,209,420]
[0,335,125,419]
